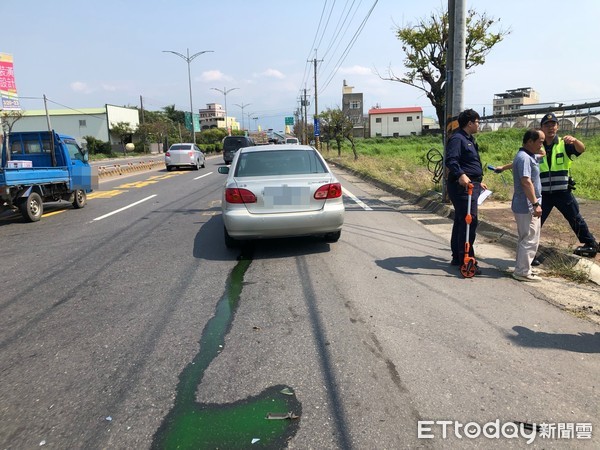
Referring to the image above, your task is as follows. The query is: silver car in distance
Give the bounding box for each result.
[165,143,205,171]
[217,144,345,247]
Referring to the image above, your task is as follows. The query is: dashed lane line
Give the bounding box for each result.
[343,187,373,211]
[92,195,157,221]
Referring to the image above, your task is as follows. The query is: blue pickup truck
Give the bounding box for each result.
[1,130,97,222]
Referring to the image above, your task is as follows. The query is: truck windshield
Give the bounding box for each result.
[65,141,85,161]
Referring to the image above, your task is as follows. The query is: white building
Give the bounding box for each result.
[11,104,139,146]
[199,103,239,131]
[493,87,539,116]
[368,107,423,137]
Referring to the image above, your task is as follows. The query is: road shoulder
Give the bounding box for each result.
[333,164,600,325]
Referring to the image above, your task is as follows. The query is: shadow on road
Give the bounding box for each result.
[193,214,335,262]
[509,325,600,354]
[376,255,505,279]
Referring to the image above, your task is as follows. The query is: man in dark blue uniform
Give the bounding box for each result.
[445,109,487,274]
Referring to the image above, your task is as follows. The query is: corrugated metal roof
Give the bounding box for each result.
[368,107,423,115]
[22,108,106,116]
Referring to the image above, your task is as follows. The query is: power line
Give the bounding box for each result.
[320,0,378,93]
[299,0,378,107]
[315,0,338,54]
[318,0,363,79]
[321,0,360,62]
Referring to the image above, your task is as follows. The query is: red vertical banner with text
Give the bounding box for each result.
[0,53,21,110]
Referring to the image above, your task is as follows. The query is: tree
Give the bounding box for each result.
[163,104,186,125]
[1,110,24,161]
[379,8,509,126]
[319,108,357,159]
[111,121,134,155]
[1,109,24,135]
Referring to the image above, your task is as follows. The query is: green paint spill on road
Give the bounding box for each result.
[152,255,301,449]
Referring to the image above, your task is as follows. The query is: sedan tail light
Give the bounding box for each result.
[165,151,170,157]
[188,151,194,158]
[314,183,342,199]
[225,188,257,204]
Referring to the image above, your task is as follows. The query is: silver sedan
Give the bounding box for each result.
[217,144,345,247]
[165,143,205,171]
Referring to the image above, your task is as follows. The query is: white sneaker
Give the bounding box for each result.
[512,273,542,282]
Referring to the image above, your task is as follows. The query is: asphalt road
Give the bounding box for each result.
[1,155,598,449]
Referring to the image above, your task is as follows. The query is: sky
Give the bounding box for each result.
[3,0,600,132]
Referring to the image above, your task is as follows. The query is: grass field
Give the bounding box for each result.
[323,128,600,201]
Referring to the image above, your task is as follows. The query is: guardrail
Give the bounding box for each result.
[97,159,164,178]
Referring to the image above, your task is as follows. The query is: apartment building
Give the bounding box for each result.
[341,80,365,137]
[199,103,239,131]
[493,87,539,115]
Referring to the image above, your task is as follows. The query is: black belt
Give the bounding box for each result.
[449,174,482,183]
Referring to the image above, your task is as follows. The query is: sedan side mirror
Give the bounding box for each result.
[218,166,230,174]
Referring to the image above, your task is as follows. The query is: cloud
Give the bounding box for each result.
[101,83,119,92]
[256,69,285,79]
[199,70,232,82]
[338,65,373,76]
[70,81,129,94]
[70,81,93,93]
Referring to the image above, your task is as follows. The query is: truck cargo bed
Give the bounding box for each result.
[0,167,70,186]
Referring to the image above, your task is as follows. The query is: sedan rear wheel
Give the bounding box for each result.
[324,230,341,243]
[224,227,238,248]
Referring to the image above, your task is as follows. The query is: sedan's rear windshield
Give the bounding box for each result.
[170,144,192,150]
[234,150,327,177]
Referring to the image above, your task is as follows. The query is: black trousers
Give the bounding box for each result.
[448,181,481,260]
[541,190,597,246]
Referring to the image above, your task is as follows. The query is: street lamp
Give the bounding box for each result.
[211,87,239,134]
[234,102,251,132]
[163,48,213,143]
[246,111,254,131]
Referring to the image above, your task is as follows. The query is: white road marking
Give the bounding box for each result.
[343,187,372,211]
[93,195,157,221]
[194,172,213,180]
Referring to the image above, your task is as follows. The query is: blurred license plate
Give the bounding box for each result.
[264,186,310,206]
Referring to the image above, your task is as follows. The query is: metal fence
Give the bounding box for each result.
[479,100,600,137]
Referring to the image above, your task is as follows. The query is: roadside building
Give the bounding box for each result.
[199,103,239,131]
[422,116,440,132]
[341,80,365,138]
[493,87,539,116]
[11,104,139,148]
[368,106,423,137]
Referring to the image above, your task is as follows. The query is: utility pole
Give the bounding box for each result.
[442,0,466,201]
[139,95,145,124]
[309,53,323,150]
[140,95,147,153]
[452,0,466,115]
[43,94,56,167]
[303,88,309,145]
